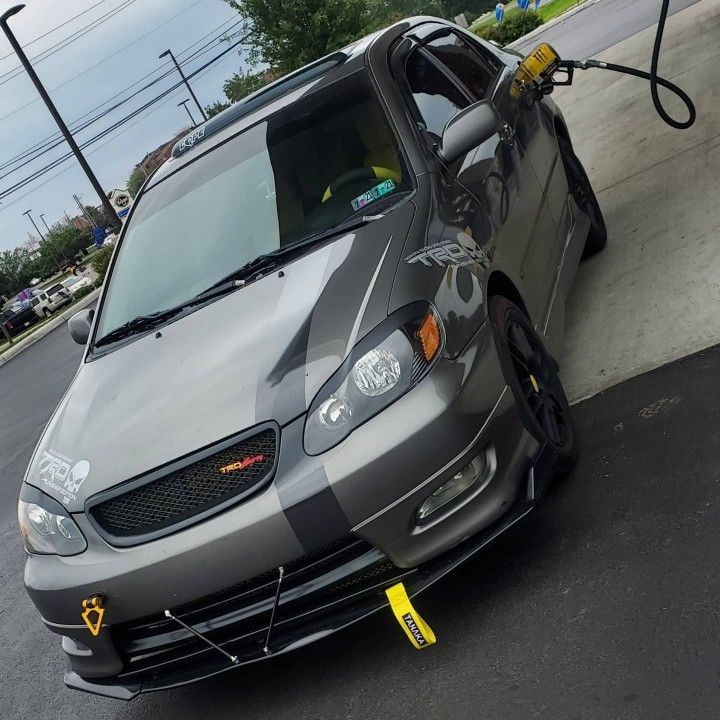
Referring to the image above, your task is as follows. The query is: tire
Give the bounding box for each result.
[558,136,607,259]
[42,308,51,318]
[489,296,577,474]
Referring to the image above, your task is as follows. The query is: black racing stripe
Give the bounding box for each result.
[275,418,351,553]
[282,481,352,554]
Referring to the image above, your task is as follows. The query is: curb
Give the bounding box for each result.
[0,288,100,367]
[507,0,603,48]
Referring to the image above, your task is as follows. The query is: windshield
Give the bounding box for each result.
[95,71,409,340]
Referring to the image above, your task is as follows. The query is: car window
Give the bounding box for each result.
[406,51,469,137]
[47,284,64,295]
[425,33,501,101]
[95,70,410,340]
[31,298,39,307]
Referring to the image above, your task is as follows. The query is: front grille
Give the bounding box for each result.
[89,428,276,541]
[112,536,413,688]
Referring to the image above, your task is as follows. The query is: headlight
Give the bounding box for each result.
[304,303,443,455]
[18,485,86,556]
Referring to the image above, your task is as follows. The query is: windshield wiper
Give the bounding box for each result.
[94,307,185,347]
[94,214,385,349]
[192,213,384,303]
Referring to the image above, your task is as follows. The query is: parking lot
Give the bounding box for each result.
[2,1,719,717]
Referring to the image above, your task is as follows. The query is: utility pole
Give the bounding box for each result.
[0,5,121,232]
[160,48,208,121]
[177,98,197,127]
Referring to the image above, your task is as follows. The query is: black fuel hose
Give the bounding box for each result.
[560,0,696,129]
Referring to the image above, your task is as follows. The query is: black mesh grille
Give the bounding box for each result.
[90,429,276,539]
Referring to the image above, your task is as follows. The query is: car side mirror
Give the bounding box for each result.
[438,100,504,164]
[68,308,94,345]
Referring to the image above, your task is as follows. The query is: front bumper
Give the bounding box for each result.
[25,321,547,698]
[64,443,558,700]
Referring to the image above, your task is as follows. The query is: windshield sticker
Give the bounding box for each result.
[405,237,490,269]
[37,450,91,505]
[351,179,395,212]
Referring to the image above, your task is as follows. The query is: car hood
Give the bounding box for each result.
[25,204,415,510]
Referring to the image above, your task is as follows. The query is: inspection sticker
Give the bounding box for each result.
[351,179,395,211]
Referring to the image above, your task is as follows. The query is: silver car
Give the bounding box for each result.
[18,18,605,699]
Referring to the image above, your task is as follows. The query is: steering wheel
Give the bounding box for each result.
[322,166,400,203]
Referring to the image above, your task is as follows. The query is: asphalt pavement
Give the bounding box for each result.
[513,0,700,58]
[3,306,720,719]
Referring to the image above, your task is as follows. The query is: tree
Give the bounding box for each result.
[221,0,370,75]
[0,247,31,297]
[224,69,270,102]
[206,69,273,116]
[127,166,149,198]
[206,100,231,118]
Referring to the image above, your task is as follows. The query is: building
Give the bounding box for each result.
[136,128,191,175]
[22,237,41,261]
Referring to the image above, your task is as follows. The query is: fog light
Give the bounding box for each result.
[416,454,487,523]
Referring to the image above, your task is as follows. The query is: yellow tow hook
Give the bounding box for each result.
[81,594,106,637]
[529,374,540,393]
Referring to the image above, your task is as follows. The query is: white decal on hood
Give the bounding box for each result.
[37,450,91,505]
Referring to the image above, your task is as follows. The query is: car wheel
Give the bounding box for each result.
[42,308,51,318]
[489,296,577,474]
[558,136,607,259]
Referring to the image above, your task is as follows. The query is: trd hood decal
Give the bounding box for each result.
[27,204,414,509]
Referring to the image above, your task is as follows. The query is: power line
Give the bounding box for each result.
[0,35,249,201]
[0,0,139,85]
[0,48,239,211]
[0,29,244,178]
[0,15,243,166]
[0,0,114,63]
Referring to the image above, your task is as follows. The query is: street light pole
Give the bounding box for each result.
[39,213,51,235]
[22,209,44,241]
[24,209,62,271]
[160,48,208,121]
[177,99,197,127]
[40,213,68,261]
[0,5,121,232]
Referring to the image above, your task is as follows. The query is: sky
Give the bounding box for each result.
[0,0,248,250]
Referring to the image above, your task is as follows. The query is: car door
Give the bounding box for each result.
[399,24,558,322]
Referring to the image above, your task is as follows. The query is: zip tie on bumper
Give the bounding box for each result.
[164,609,239,665]
[385,582,436,650]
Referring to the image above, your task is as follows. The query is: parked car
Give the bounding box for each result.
[0,301,39,338]
[62,275,93,297]
[19,17,606,699]
[30,282,71,318]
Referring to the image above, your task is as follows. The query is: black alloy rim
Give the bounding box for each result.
[505,317,569,448]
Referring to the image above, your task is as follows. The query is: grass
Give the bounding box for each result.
[469,0,586,31]
[537,0,584,22]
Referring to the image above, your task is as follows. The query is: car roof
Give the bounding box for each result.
[145,20,433,187]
